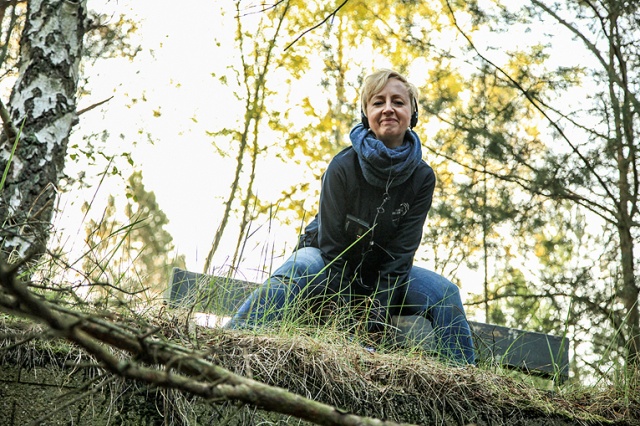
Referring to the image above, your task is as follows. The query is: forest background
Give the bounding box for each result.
[1,0,639,390]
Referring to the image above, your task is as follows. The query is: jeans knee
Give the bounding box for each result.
[292,247,324,270]
[257,278,287,297]
[440,280,462,305]
[275,247,323,278]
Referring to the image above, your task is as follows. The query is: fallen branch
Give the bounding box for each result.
[0,256,415,426]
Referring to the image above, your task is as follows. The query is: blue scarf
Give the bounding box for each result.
[349,123,423,188]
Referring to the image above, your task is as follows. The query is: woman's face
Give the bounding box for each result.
[365,78,412,148]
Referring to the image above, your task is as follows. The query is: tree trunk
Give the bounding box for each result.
[607,2,640,366]
[618,224,640,365]
[0,0,87,261]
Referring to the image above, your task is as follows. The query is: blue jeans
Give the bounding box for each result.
[225,247,476,364]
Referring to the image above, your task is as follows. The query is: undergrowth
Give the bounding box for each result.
[1,304,638,426]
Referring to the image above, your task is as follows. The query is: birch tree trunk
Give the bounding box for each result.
[0,0,87,261]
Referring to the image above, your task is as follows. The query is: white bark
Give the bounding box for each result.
[1,0,87,259]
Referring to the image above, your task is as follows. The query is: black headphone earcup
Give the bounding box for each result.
[410,111,418,128]
[361,110,370,129]
[410,98,419,128]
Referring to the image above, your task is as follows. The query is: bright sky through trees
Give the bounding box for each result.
[56,0,591,295]
[57,0,299,282]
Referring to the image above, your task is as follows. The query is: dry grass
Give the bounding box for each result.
[199,326,639,425]
[1,310,638,426]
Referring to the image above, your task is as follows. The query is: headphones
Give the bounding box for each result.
[361,97,419,129]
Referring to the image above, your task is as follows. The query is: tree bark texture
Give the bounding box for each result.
[0,0,87,260]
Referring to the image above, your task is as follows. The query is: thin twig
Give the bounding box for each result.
[443,0,619,206]
[238,0,287,17]
[283,0,350,51]
[77,96,114,116]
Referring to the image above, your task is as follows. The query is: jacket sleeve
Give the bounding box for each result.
[316,158,353,293]
[372,167,436,320]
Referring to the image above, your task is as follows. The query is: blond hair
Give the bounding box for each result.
[360,69,419,115]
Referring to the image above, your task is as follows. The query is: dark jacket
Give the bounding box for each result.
[300,146,435,319]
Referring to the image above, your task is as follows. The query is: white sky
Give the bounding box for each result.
[59,0,274,281]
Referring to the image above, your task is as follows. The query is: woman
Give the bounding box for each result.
[226,69,475,365]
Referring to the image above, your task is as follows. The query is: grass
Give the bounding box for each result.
[163,271,640,424]
[1,305,638,425]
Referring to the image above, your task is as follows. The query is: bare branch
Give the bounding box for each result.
[284,0,350,51]
[530,0,640,115]
[443,0,620,208]
[423,143,620,227]
[77,96,114,116]
[0,256,415,426]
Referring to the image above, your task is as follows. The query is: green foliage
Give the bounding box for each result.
[3,0,633,386]
[448,0,640,374]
